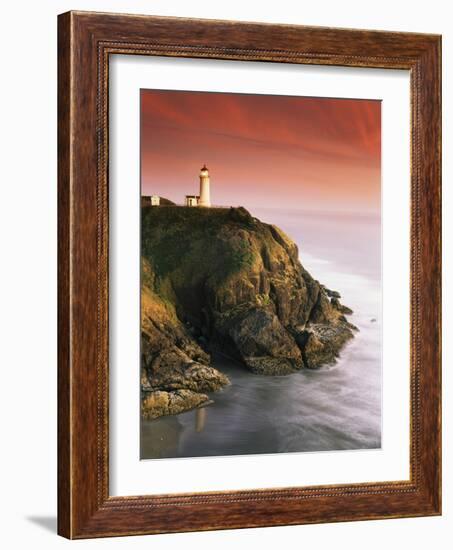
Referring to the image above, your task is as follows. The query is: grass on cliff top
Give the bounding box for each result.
[141,205,258,280]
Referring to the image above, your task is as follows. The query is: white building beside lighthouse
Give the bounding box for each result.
[185,164,211,207]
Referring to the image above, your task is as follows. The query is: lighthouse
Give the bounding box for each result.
[198,164,211,207]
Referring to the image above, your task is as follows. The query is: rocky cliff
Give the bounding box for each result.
[141,204,357,419]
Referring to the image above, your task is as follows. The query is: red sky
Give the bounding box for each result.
[141,89,381,214]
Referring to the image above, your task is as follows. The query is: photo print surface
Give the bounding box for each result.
[140,89,382,459]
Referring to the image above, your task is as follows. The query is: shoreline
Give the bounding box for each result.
[141,245,381,460]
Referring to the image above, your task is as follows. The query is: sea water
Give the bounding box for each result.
[140,209,382,459]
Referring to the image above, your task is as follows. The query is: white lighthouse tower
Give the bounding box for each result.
[198,164,211,207]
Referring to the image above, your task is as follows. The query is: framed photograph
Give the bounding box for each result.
[58,11,441,538]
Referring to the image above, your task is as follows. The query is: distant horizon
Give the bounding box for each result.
[139,197,381,218]
[141,89,381,214]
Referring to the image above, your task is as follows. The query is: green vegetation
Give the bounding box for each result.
[141,205,261,297]
[228,240,255,273]
[257,293,271,306]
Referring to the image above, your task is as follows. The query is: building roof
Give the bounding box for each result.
[201,164,208,171]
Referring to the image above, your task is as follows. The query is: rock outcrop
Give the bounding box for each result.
[140,280,229,419]
[141,203,357,418]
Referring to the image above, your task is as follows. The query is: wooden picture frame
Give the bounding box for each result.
[58,10,441,539]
